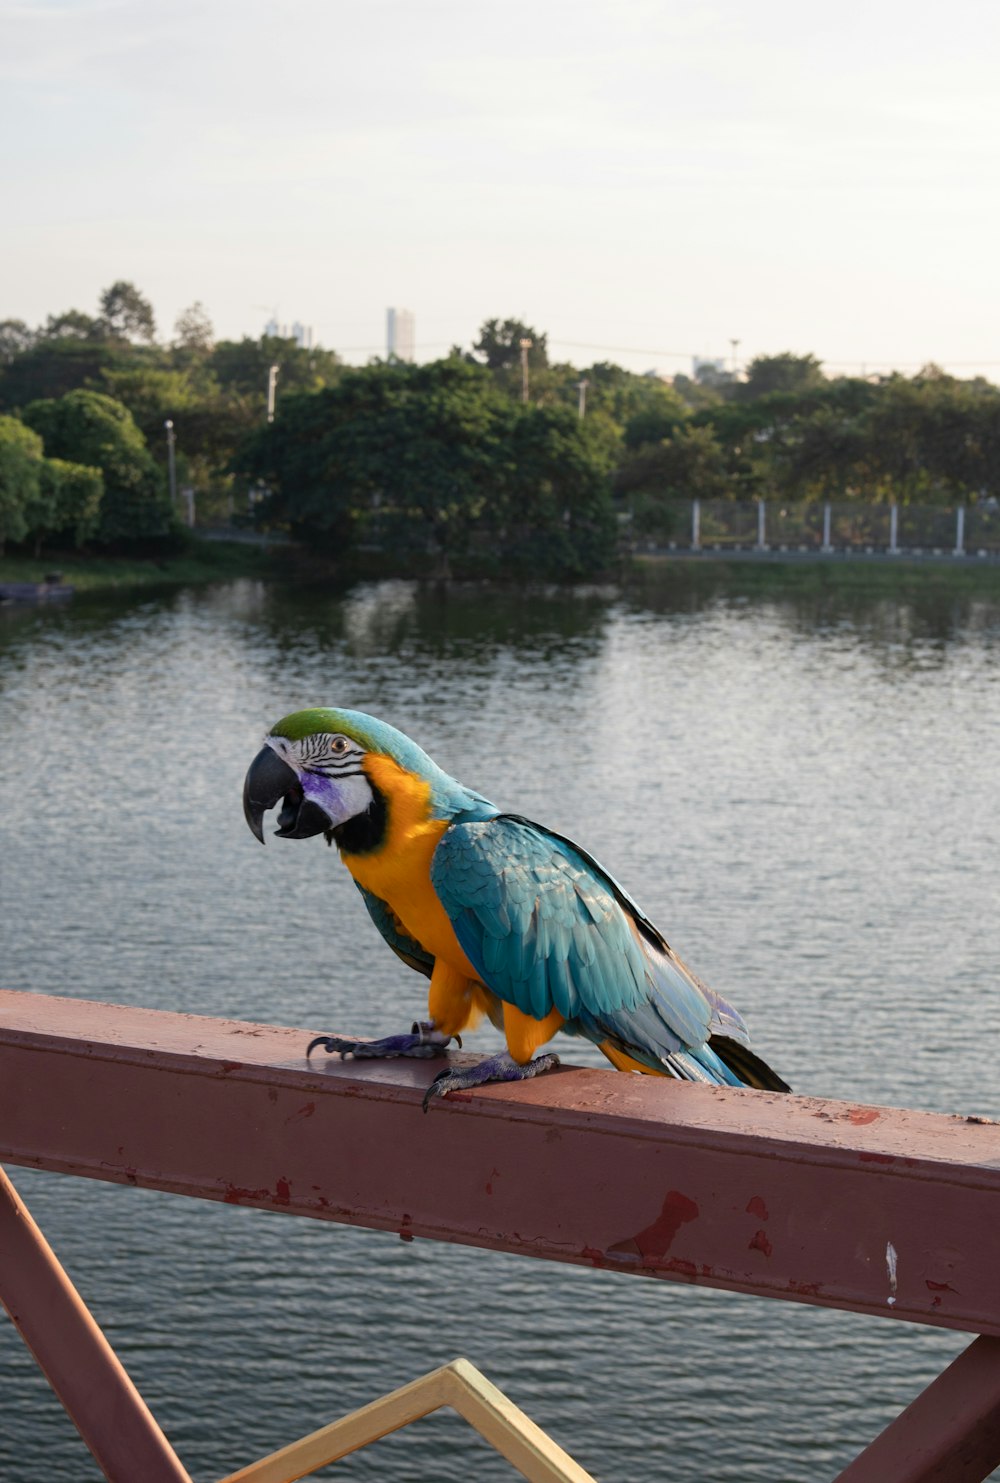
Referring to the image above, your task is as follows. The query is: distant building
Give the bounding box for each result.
[387,307,415,362]
[264,318,314,349]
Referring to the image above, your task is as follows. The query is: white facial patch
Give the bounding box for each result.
[299,769,373,829]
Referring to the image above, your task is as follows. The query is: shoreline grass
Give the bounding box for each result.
[628,550,1000,597]
[3,540,998,599]
[0,538,282,594]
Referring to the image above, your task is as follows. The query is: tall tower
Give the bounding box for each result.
[386,307,415,362]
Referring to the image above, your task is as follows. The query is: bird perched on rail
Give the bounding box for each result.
[243,708,789,1107]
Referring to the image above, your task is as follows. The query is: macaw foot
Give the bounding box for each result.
[307,1021,460,1061]
[422,1050,560,1112]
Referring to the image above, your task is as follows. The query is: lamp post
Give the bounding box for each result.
[519,339,532,404]
[267,364,279,423]
[164,420,177,506]
[730,338,741,376]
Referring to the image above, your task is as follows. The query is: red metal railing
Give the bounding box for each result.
[0,1164,192,1482]
[2,987,1000,1480]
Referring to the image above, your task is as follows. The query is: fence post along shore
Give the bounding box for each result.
[633,497,999,560]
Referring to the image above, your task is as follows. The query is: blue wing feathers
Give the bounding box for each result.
[528,958,550,1020]
[704,985,751,1045]
[546,953,578,1020]
[431,814,743,1079]
[691,1042,746,1087]
[357,803,779,1090]
[571,924,597,970]
[477,900,512,939]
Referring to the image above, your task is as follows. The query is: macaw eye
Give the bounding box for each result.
[331,736,350,754]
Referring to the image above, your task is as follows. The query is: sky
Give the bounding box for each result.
[3,0,1000,379]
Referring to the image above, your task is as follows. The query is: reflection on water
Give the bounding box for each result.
[626,558,1000,650]
[2,566,1000,1482]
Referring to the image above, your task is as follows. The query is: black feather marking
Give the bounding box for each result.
[710,1035,791,1093]
[332,782,387,855]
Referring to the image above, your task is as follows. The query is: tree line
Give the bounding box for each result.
[2,286,999,574]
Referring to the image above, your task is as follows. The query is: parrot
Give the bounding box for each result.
[243,708,789,1107]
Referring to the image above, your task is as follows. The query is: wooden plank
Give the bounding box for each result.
[218,1358,596,1483]
[2,989,999,1336]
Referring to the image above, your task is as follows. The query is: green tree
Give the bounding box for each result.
[0,416,42,549]
[765,408,869,501]
[616,425,730,541]
[97,366,202,445]
[36,458,104,551]
[241,359,506,557]
[471,318,548,373]
[494,402,618,576]
[566,362,689,442]
[0,337,121,410]
[0,320,35,365]
[209,335,342,413]
[239,358,615,576]
[98,281,157,344]
[622,388,690,449]
[738,352,825,400]
[93,362,247,519]
[697,386,838,499]
[0,415,105,553]
[23,390,172,543]
[41,309,106,342]
[173,301,214,353]
[616,424,730,500]
[672,372,726,411]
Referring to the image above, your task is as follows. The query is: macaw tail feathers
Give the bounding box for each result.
[598,1036,790,1092]
[709,1035,791,1093]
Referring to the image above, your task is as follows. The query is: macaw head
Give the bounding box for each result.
[242,707,473,847]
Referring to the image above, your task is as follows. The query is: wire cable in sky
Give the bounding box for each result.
[304,335,1000,375]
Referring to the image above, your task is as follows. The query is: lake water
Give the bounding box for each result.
[2,564,999,1482]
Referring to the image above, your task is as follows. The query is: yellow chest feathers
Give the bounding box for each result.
[338,754,476,972]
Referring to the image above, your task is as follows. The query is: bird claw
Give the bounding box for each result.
[306,1022,459,1062]
[422,1051,560,1112]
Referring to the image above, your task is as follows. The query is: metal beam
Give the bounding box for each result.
[2,989,1000,1337]
[834,1335,1000,1482]
[0,1162,192,1481]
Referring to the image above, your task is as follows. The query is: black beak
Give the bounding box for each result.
[244,747,296,842]
[243,747,332,844]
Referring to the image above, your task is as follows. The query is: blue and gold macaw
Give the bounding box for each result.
[243,708,789,1106]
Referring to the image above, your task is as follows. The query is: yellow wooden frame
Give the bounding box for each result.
[217,1356,596,1483]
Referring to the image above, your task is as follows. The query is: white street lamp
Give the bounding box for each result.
[519,339,532,404]
[164,420,177,505]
